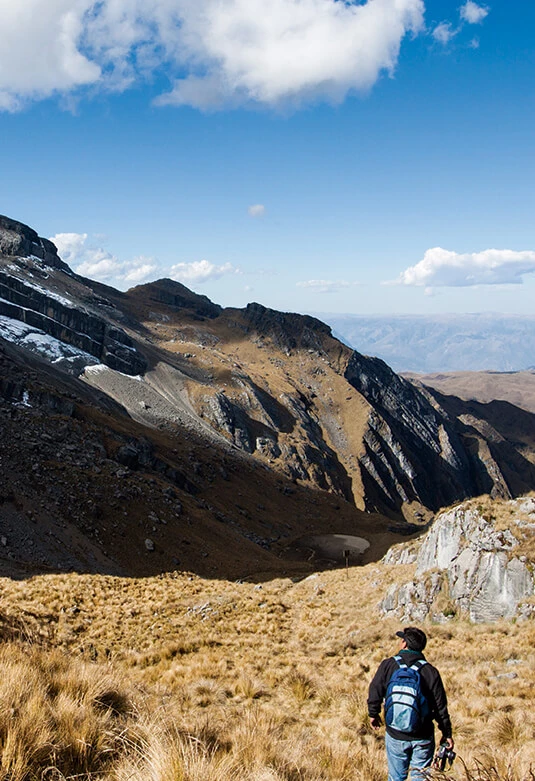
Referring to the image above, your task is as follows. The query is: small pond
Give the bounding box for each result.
[300,533,370,562]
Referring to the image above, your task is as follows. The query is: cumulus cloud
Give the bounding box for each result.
[51,232,158,286]
[0,1,101,110]
[248,204,265,218]
[51,232,89,264]
[169,259,240,284]
[296,279,355,294]
[0,0,424,111]
[394,247,535,287]
[460,1,489,24]
[431,1,488,49]
[432,22,457,45]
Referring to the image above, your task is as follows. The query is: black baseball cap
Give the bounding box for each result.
[396,627,427,651]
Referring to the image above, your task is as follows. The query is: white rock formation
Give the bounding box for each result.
[381,498,535,623]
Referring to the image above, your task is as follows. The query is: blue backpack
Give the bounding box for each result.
[384,655,429,733]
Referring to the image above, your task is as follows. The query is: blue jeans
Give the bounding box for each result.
[385,733,435,781]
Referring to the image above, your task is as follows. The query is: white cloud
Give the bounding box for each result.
[50,232,158,287]
[51,232,89,264]
[169,259,240,284]
[248,204,265,218]
[51,231,241,289]
[0,1,101,110]
[460,2,489,24]
[0,0,425,111]
[296,279,355,294]
[432,22,457,45]
[394,247,535,288]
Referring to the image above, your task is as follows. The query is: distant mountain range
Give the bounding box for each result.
[317,313,535,373]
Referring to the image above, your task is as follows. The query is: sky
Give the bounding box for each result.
[1,0,534,316]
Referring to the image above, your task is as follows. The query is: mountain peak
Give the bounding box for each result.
[128,277,222,319]
[0,215,70,272]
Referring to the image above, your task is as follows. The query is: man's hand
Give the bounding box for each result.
[370,715,382,730]
[443,737,454,750]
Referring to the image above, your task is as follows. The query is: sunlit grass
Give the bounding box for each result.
[2,496,535,778]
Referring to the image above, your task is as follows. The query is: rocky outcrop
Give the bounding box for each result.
[202,383,354,501]
[345,352,468,511]
[344,351,531,513]
[234,302,332,354]
[0,272,146,376]
[381,498,535,622]
[0,218,147,376]
[0,215,70,271]
[135,278,222,319]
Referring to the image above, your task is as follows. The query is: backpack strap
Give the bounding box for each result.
[410,659,428,672]
[393,655,428,672]
[393,654,408,669]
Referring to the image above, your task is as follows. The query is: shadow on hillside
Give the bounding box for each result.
[431,391,535,499]
[0,493,429,584]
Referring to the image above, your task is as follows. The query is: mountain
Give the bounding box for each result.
[320,312,535,373]
[2,214,535,579]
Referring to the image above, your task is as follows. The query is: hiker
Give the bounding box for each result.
[367,627,454,781]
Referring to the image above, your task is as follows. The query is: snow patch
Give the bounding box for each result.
[84,363,108,374]
[16,278,74,308]
[0,314,100,371]
[83,364,144,381]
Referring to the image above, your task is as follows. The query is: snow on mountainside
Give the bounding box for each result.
[0,315,102,373]
[320,313,535,372]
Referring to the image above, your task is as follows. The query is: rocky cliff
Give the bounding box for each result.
[344,352,474,511]
[0,215,69,271]
[0,216,146,375]
[381,495,535,622]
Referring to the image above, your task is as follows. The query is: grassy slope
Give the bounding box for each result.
[2,519,535,780]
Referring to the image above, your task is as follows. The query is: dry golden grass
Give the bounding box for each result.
[2,513,535,779]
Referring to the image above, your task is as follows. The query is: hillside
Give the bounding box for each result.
[1,493,535,779]
[2,214,535,581]
[2,216,535,780]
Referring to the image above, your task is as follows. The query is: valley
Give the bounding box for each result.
[2,216,535,779]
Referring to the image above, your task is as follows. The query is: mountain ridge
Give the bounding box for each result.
[2,214,535,578]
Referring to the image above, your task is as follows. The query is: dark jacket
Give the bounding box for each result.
[367,649,452,741]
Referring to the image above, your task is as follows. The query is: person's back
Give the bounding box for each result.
[367,627,454,781]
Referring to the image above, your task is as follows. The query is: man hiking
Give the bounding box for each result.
[367,627,454,781]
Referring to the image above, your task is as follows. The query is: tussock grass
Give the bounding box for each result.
[2,502,535,779]
[0,644,135,780]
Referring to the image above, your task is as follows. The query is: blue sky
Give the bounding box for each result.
[1,0,534,316]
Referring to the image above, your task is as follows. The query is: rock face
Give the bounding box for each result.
[239,303,332,353]
[345,352,473,512]
[0,215,70,271]
[201,381,354,501]
[0,217,146,376]
[381,497,535,622]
